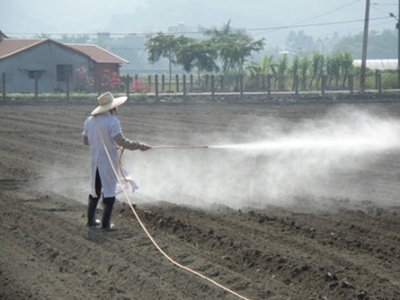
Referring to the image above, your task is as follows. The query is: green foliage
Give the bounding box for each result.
[285,30,316,55]
[205,21,264,74]
[59,34,90,44]
[382,70,398,89]
[176,39,219,82]
[145,32,192,90]
[2,93,97,102]
[309,52,324,89]
[299,56,310,90]
[277,53,289,90]
[333,29,397,59]
[291,54,300,90]
[340,52,354,86]
[246,55,273,90]
[34,33,51,39]
[285,29,396,59]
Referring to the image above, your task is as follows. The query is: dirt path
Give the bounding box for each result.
[1,102,400,299]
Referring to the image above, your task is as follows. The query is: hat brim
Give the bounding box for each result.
[91,96,127,115]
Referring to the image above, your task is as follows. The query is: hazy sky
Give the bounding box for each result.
[1,0,398,47]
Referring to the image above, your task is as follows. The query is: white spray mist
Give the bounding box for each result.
[124,106,400,210]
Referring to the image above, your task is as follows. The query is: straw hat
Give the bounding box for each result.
[91,92,127,115]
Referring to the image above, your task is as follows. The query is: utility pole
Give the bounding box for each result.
[360,0,370,93]
[390,1,400,88]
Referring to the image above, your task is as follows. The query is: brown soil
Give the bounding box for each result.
[1,102,400,300]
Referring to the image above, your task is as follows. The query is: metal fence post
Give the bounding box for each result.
[236,75,239,91]
[155,74,159,101]
[34,72,39,101]
[2,72,5,102]
[378,72,382,97]
[148,75,152,91]
[211,74,215,102]
[175,74,179,93]
[182,74,186,101]
[98,75,102,96]
[125,75,130,100]
[239,74,243,101]
[66,73,70,102]
[321,74,326,97]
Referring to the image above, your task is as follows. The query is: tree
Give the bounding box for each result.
[220,31,265,75]
[340,52,354,87]
[299,56,310,90]
[34,33,51,39]
[291,54,300,91]
[333,29,396,59]
[60,34,90,44]
[277,53,289,90]
[285,30,316,55]
[145,32,191,91]
[325,52,353,87]
[309,52,324,89]
[204,20,234,43]
[176,39,219,84]
[205,21,265,75]
[246,55,274,90]
[325,55,337,85]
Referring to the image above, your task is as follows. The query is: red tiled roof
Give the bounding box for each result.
[0,39,128,64]
[0,39,47,60]
[67,44,128,64]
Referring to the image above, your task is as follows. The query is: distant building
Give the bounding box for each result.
[167,22,206,40]
[93,32,149,75]
[0,34,128,93]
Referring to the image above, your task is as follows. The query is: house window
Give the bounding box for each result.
[56,64,73,82]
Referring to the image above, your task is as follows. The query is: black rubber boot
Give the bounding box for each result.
[101,197,116,230]
[87,195,100,227]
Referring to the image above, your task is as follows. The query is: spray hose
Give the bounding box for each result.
[94,119,250,300]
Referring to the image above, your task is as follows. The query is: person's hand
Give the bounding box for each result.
[139,143,152,151]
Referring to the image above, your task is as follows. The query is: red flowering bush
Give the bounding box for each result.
[73,66,94,92]
[129,79,151,93]
[101,69,122,90]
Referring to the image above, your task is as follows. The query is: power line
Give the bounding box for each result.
[253,0,361,36]
[372,2,398,5]
[371,3,394,14]
[282,0,361,28]
[6,16,391,38]
[247,17,389,32]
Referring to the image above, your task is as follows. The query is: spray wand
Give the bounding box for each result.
[151,145,209,149]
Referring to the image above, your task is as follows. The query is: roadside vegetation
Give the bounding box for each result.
[3,22,398,100]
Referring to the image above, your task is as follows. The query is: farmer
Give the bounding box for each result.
[82,91,151,229]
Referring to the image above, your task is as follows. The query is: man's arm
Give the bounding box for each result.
[114,133,151,151]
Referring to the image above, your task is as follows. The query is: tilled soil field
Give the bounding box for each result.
[1,101,400,300]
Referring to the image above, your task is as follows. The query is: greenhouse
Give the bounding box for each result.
[353,59,398,70]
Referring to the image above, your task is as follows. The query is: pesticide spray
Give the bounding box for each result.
[112,107,400,209]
